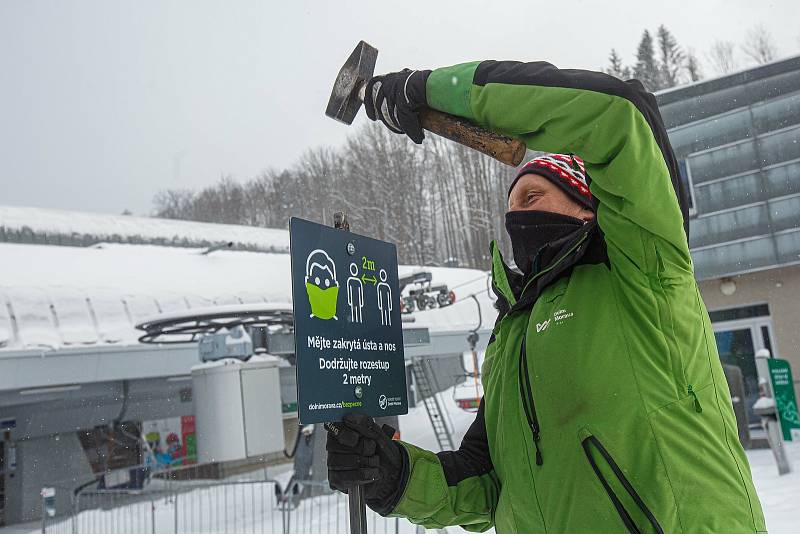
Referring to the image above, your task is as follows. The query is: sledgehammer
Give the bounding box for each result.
[326,41,527,167]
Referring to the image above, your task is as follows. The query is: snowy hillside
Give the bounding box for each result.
[0,205,290,253]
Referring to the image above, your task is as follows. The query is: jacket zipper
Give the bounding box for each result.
[582,435,664,534]
[515,232,589,467]
[518,337,543,465]
[519,232,588,297]
[687,384,703,413]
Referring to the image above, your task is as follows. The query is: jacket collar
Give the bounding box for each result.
[490,220,608,319]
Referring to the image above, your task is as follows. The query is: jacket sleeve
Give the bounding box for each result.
[425,61,691,274]
[388,399,499,532]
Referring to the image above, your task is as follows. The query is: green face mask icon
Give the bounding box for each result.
[305,249,339,320]
[306,282,339,320]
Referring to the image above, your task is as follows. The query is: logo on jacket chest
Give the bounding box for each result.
[536,308,575,333]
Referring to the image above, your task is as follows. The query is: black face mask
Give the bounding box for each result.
[505,210,586,276]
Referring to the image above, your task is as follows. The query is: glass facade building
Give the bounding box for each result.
[657,56,800,280]
[657,57,800,431]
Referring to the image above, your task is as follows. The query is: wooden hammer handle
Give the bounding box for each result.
[419,109,527,167]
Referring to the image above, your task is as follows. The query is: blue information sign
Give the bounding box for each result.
[289,217,408,424]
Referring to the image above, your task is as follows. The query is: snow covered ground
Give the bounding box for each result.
[10,389,799,534]
[748,439,800,532]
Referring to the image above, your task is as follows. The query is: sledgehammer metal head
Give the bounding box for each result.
[325,41,378,124]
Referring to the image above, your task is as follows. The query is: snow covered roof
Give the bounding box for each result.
[0,241,495,351]
[0,242,293,350]
[0,205,289,253]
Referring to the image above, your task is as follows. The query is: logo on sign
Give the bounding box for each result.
[379,395,388,410]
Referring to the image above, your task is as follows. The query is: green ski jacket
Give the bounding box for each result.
[379,61,767,533]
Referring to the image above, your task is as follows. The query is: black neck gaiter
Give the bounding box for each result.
[505,210,586,276]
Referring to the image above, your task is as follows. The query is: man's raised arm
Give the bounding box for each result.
[367,62,692,271]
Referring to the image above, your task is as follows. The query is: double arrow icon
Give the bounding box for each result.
[361,273,377,285]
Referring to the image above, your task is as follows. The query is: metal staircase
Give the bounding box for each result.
[411,357,455,451]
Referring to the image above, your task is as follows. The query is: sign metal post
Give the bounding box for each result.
[331,211,366,534]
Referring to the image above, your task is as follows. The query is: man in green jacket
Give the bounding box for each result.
[326,61,767,533]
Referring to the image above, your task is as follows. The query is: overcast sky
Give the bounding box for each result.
[1,0,798,215]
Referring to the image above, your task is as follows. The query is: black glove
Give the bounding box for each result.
[363,69,431,144]
[326,413,406,512]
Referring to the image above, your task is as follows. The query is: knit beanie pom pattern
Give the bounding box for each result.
[508,154,593,210]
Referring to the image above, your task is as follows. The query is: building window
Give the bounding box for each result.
[668,106,752,155]
[678,159,696,216]
[761,325,773,355]
[708,303,770,323]
[758,125,800,166]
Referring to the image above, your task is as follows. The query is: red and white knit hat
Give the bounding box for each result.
[508,154,593,210]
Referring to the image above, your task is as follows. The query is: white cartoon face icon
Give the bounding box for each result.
[306,250,337,290]
[304,249,340,320]
[350,262,358,276]
[379,269,387,282]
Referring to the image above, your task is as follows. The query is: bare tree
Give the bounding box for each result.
[742,25,778,65]
[707,40,738,75]
[153,189,195,219]
[151,123,517,269]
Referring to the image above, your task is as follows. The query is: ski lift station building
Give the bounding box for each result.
[0,206,495,525]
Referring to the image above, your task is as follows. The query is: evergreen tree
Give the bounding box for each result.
[685,49,703,82]
[605,49,631,79]
[633,30,662,91]
[657,25,685,88]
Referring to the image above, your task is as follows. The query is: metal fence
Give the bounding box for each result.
[40,479,410,534]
